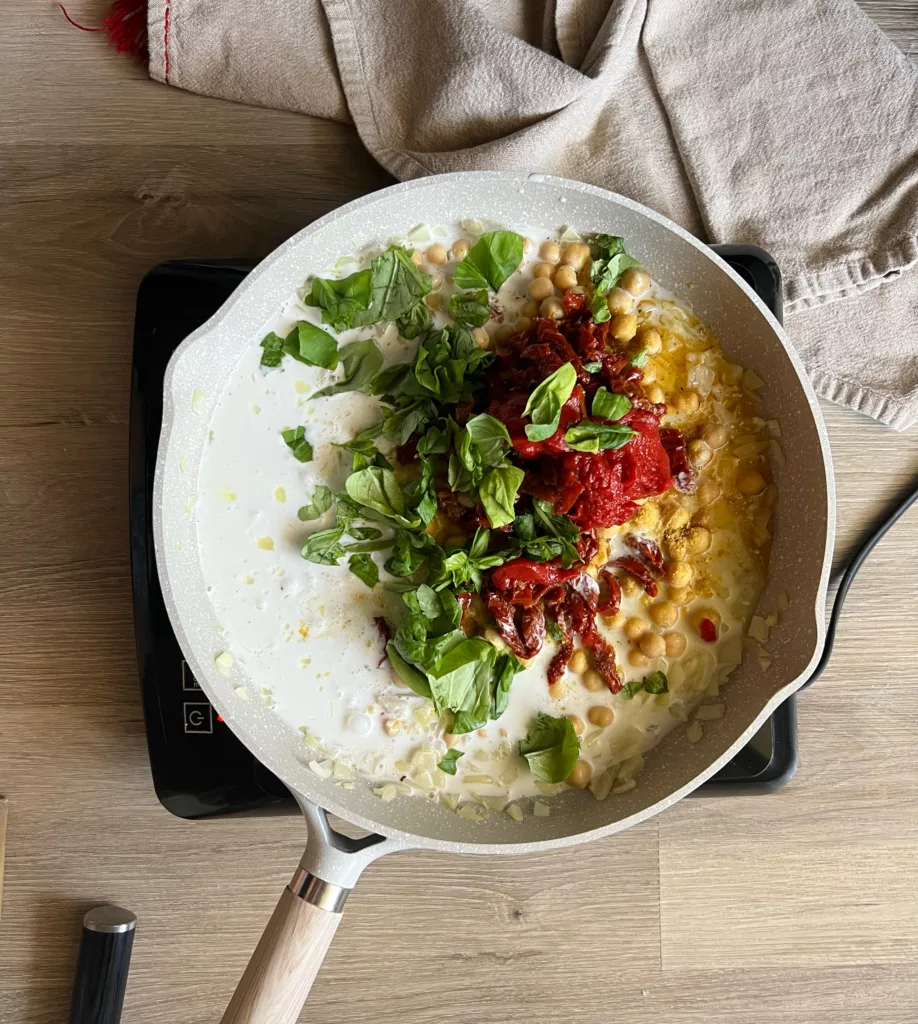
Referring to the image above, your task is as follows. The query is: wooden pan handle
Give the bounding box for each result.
[220,874,345,1024]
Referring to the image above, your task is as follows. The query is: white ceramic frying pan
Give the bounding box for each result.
[154,172,835,1023]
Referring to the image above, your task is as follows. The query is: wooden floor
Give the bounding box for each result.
[1,3,917,1022]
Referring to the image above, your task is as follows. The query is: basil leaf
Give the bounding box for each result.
[630,348,649,367]
[519,713,580,784]
[297,485,333,522]
[590,289,612,323]
[385,643,432,699]
[589,234,627,261]
[370,362,411,397]
[415,584,442,620]
[448,289,490,327]
[333,425,383,467]
[417,422,451,455]
[437,749,464,775]
[384,531,430,578]
[642,670,669,694]
[394,613,464,673]
[464,413,511,467]
[564,422,637,453]
[531,499,581,567]
[469,526,490,560]
[343,538,392,553]
[587,234,641,324]
[345,467,420,528]
[301,527,346,566]
[311,339,384,399]
[591,388,632,422]
[546,618,564,642]
[396,299,433,340]
[490,652,522,720]
[281,426,314,463]
[428,638,496,734]
[523,363,577,442]
[621,679,644,700]
[381,398,438,446]
[583,361,603,373]
[454,231,524,292]
[259,331,285,369]
[348,552,379,588]
[479,465,525,529]
[305,270,373,331]
[351,247,432,328]
[282,321,339,370]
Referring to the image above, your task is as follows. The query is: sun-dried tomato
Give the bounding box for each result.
[611,555,659,597]
[491,558,583,591]
[547,636,573,687]
[699,617,718,643]
[660,428,697,493]
[625,535,664,574]
[484,583,544,659]
[436,489,477,527]
[374,617,391,667]
[581,629,623,693]
[563,290,588,315]
[597,567,622,616]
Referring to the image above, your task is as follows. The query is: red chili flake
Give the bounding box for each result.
[699,618,718,643]
[611,555,659,598]
[374,617,391,667]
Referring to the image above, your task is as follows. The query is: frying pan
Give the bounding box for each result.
[153,172,835,1022]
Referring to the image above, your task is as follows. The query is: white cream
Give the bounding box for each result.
[196,223,769,808]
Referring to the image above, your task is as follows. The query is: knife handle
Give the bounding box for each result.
[67,905,137,1024]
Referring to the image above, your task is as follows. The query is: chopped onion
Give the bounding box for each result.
[695,703,725,721]
[533,802,550,817]
[559,225,582,242]
[747,615,769,643]
[478,793,509,812]
[310,759,334,780]
[668,703,688,722]
[688,363,716,398]
[463,774,494,785]
[499,765,519,785]
[234,686,249,701]
[590,771,614,801]
[778,590,790,611]
[766,419,782,438]
[333,761,354,780]
[191,389,206,414]
[612,779,637,794]
[770,440,786,467]
[457,804,489,822]
[406,223,431,243]
[704,681,720,698]
[439,792,460,811]
[686,722,704,743]
[214,651,234,675]
[506,803,524,822]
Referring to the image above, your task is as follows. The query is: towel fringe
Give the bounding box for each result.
[59,1,148,58]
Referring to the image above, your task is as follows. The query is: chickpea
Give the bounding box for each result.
[516,316,533,332]
[443,732,458,748]
[471,327,492,351]
[664,631,687,658]
[667,535,689,561]
[642,366,657,384]
[601,610,625,628]
[582,669,604,692]
[674,389,700,414]
[703,423,728,449]
[689,439,712,468]
[566,714,586,737]
[540,296,565,319]
[567,760,593,789]
[667,507,691,531]
[539,240,561,264]
[621,267,651,296]
[569,649,588,674]
[553,264,578,290]
[521,301,540,319]
[621,575,642,598]
[697,480,721,506]
[533,262,555,279]
[686,526,712,554]
[424,293,443,311]
[636,327,662,355]
[647,385,666,406]
[649,601,678,628]
[411,248,425,267]
[522,237,535,254]
[669,586,694,607]
[610,313,638,343]
[495,324,515,344]
[548,682,565,701]
[639,632,667,659]
[624,616,649,641]
[606,287,633,315]
[669,562,693,588]
[528,277,555,303]
[629,650,651,668]
[561,241,590,271]
[588,706,614,728]
[567,284,587,295]
[632,502,660,529]
[426,243,448,265]
[737,467,767,495]
[693,507,715,529]
[428,271,443,291]
[450,238,470,261]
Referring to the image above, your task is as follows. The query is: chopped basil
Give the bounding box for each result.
[259,331,286,369]
[453,231,524,292]
[385,643,433,698]
[384,531,433,578]
[396,299,433,340]
[437,749,465,775]
[301,527,347,565]
[490,652,522,720]
[304,270,373,331]
[523,363,578,442]
[448,289,491,327]
[282,321,339,370]
[478,464,525,529]
[351,246,433,328]
[347,552,379,588]
[519,713,580,783]
[311,339,384,399]
[427,638,496,734]
[630,348,649,367]
[281,426,314,463]
[591,387,632,422]
[344,467,420,529]
[564,421,637,454]
[545,618,564,642]
[587,234,641,324]
[297,484,333,521]
[583,361,603,373]
[622,671,669,699]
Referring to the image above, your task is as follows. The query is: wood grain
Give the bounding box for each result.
[1,3,917,1023]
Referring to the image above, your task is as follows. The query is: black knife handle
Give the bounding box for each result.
[67,906,137,1024]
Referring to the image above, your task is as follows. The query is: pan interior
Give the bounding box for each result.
[155,172,833,853]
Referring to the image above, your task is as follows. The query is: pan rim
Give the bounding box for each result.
[154,170,835,855]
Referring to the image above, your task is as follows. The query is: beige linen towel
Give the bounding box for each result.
[147,0,918,428]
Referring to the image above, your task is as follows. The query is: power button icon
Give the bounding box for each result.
[183,702,213,734]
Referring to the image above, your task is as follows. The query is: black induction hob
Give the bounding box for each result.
[129,246,796,819]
